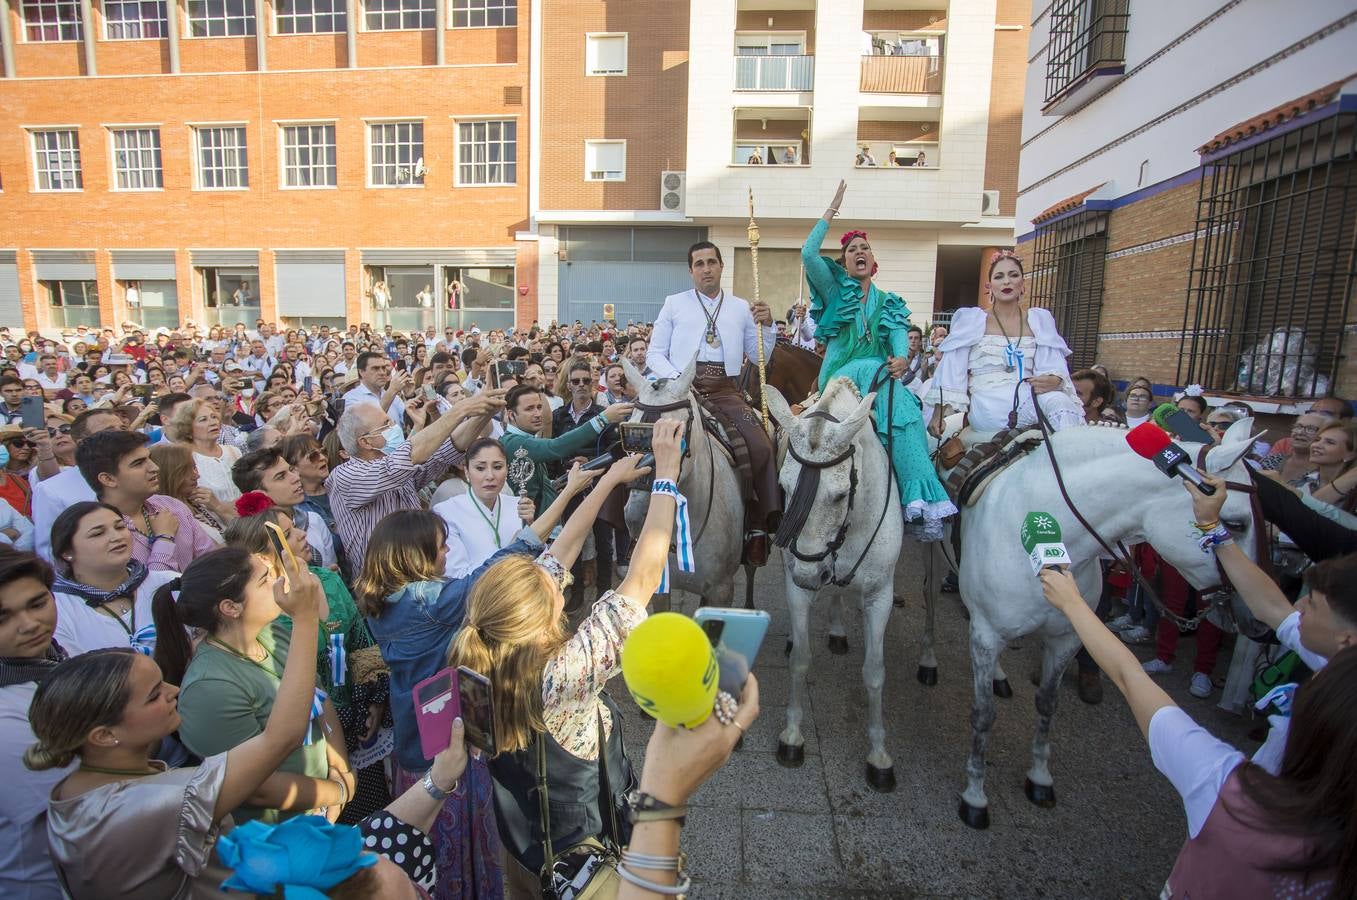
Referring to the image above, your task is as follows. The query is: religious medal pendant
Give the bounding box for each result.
[706,330,721,348]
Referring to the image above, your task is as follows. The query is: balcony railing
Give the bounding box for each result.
[859,54,942,94]
[735,55,814,92]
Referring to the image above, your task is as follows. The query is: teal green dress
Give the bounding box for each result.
[801,218,955,538]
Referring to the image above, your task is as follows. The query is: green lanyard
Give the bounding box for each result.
[471,494,503,549]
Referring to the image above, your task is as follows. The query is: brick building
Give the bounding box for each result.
[1015,0,1356,411]
[528,0,1028,329]
[0,0,533,334]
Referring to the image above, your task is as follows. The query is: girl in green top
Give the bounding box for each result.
[801,180,955,540]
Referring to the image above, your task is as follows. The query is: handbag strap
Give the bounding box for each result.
[595,709,622,848]
[534,706,622,885]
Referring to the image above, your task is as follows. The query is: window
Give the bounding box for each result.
[111,128,163,190]
[187,0,256,36]
[195,126,249,189]
[584,140,624,182]
[457,120,516,186]
[281,124,337,188]
[32,130,83,192]
[365,0,434,31]
[276,0,344,33]
[1179,109,1356,398]
[45,281,101,328]
[22,0,83,41]
[585,34,627,76]
[1028,208,1108,370]
[1044,0,1129,105]
[103,0,166,38]
[734,33,812,91]
[450,0,514,28]
[369,122,424,187]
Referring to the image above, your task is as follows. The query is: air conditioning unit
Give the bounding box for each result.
[981,190,1001,216]
[660,170,686,214]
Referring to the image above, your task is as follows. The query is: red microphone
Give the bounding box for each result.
[1126,422,1217,495]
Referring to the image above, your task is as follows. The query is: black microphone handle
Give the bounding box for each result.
[1170,460,1217,496]
[548,450,615,492]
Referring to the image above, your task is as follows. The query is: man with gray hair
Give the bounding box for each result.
[326,389,504,568]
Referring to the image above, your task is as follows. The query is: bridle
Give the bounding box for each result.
[773,408,890,588]
[633,393,714,546]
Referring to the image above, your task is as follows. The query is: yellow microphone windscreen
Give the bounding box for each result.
[621,612,718,729]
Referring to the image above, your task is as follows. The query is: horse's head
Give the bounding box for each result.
[1135,417,1261,591]
[770,378,876,590]
[621,355,700,498]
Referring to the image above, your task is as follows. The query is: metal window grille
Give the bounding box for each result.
[195,126,249,189]
[457,120,516,186]
[276,0,344,33]
[1044,0,1129,105]
[365,0,433,31]
[104,0,166,38]
[450,0,514,28]
[1178,111,1356,399]
[187,0,256,36]
[32,130,83,191]
[1028,208,1108,370]
[282,124,337,187]
[112,128,163,189]
[22,0,83,41]
[369,122,424,187]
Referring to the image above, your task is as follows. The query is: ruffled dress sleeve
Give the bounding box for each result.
[924,307,986,410]
[877,289,913,358]
[1027,307,1081,403]
[801,218,849,345]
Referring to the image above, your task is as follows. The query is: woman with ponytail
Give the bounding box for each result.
[226,494,392,824]
[24,550,322,900]
[150,546,352,826]
[49,501,180,657]
[446,421,681,893]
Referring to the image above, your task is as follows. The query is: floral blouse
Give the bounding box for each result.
[540,588,647,761]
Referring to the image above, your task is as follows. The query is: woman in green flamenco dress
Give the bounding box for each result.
[801,180,955,540]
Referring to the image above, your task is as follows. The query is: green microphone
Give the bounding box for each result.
[1020,511,1071,575]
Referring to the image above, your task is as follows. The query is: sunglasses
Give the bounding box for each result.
[48,424,73,436]
[569,377,592,386]
[6,439,33,449]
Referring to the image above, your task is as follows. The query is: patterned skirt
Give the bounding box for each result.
[393,757,505,900]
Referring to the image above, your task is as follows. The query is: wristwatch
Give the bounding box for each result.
[625,791,687,827]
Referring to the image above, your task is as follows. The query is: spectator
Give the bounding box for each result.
[0,429,34,517]
[233,448,338,571]
[1072,367,1123,424]
[74,430,218,572]
[625,336,651,378]
[31,409,124,561]
[856,146,877,166]
[1203,407,1246,443]
[169,398,243,506]
[328,389,498,569]
[1308,420,1357,513]
[149,442,230,544]
[1124,382,1155,428]
[343,351,407,427]
[0,376,23,425]
[914,151,928,167]
[1176,392,1208,423]
[1265,397,1346,460]
[504,379,627,512]
[1140,549,1226,700]
[0,550,73,900]
[1259,412,1329,485]
[27,552,322,899]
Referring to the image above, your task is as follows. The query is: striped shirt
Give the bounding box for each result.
[128,494,219,573]
[325,439,463,569]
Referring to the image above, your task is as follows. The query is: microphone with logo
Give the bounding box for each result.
[1020,511,1072,575]
[1125,422,1217,496]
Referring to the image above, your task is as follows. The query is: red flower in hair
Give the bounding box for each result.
[840,230,870,248]
[235,491,275,518]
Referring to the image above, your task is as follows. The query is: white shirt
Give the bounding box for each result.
[342,383,407,431]
[433,489,519,578]
[0,682,75,900]
[241,353,275,376]
[32,467,96,561]
[35,371,67,391]
[787,313,817,350]
[1148,705,1245,838]
[646,289,776,379]
[1252,610,1328,774]
[193,444,243,504]
[0,498,34,552]
[53,570,180,656]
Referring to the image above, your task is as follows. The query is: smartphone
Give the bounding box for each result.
[1166,409,1217,445]
[262,520,300,587]
[423,383,438,401]
[619,421,653,455]
[494,359,526,388]
[19,396,46,430]
[694,608,771,673]
[457,665,497,755]
[303,375,314,393]
[413,667,460,760]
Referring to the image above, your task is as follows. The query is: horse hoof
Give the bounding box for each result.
[957,798,990,830]
[992,678,1013,699]
[1024,778,1057,808]
[916,665,938,687]
[784,640,793,657]
[827,634,850,655]
[776,741,805,768]
[866,764,896,793]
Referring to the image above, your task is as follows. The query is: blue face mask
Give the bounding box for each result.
[377,423,406,455]
[0,444,8,468]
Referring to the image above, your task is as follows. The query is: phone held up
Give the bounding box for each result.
[19,396,46,430]
[693,607,770,698]
[412,666,497,759]
[619,421,653,455]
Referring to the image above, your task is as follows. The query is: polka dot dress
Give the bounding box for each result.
[360,811,436,891]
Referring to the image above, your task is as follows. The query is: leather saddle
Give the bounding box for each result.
[936,423,1044,508]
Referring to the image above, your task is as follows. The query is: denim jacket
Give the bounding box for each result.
[367,529,543,771]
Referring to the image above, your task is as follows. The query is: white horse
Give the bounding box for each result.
[933,418,1260,828]
[620,357,752,608]
[766,377,904,790]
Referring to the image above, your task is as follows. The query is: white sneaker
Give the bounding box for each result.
[1106,614,1135,632]
[1189,672,1213,698]
[1120,626,1154,644]
[1142,658,1173,675]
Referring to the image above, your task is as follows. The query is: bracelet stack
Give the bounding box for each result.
[1193,520,1233,551]
[618,849,691,897]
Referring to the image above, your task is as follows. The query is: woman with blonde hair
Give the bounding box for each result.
[1308,420,1357,513]
[168,397,243,506]
[149,442,231,543]
[447,420,685,892]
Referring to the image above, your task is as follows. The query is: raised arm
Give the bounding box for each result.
[408,390,504,464]
[527,463,605,541]
[616,420,683,600]
[547,455,652,568]
[1185,475,1293,631]
[802,180,847,304]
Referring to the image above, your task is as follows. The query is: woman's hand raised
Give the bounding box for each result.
[825,179,847,220]
[651,419,685,482]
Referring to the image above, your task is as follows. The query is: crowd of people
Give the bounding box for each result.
[0,192,1353,898]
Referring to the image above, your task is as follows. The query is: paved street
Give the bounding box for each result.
[630,542,1257,899]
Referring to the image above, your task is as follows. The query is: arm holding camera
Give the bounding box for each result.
[526,462,604,540]
[617,419,684,602]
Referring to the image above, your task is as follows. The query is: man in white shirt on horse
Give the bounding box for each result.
[646,241,781,563]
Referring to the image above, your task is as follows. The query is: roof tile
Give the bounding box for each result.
[1198,77,1354,154]
[1032,183,1107,224]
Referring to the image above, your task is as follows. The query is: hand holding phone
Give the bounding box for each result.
[413,668,460,760]
[19,396,46,430]
[457,666,496,754]
[694,608,771,697]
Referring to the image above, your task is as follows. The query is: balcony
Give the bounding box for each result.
[732,107,811,166]
[856,111,939,168]
[860,53,942,94]
[735,54,814,92]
